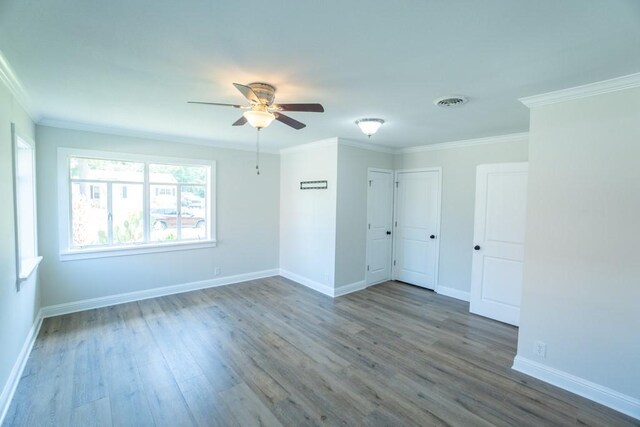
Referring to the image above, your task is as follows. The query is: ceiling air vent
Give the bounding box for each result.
[434,95,468,107]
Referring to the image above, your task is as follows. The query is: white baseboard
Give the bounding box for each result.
[40,269,280,318]
[279,269,334,297]
[0,309,43,425]
[278,270,368,298]
[435,285,470,302]
[334,280,367,297]
[513,355,640,420]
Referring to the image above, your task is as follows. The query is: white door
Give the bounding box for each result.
[470,162,528,326]
[366,169,394,285]
[393,169,441,289]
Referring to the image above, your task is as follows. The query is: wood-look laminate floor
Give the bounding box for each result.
[3,277,637,426]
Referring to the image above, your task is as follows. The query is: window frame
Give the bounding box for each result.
[58,148,217,261]
[11,124,42,286]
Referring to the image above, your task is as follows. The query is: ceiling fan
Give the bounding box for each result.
[189,82,324,130]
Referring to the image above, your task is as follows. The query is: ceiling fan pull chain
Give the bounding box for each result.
[256,128,261,175]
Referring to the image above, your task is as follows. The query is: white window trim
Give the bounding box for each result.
[57,147,217,261]
[19,256,43,280]
[11,124,43,285]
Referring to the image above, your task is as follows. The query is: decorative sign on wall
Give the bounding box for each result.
[300,180,328,190]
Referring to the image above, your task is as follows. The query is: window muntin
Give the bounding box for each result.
[62,149,214,257]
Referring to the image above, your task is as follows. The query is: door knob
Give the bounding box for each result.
[474,245,481,250]
[430,235,436,239]
[386,231,391,235]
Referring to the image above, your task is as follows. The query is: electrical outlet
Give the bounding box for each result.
[214,267,221,276]
[534,341,547,358]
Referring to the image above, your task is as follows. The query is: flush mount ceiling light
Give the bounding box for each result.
[243,110,276,129]
[355,118,385,137]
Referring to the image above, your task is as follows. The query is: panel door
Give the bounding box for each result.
[366,169,394,285]
[393,169,441,289]
[470,162,528,326]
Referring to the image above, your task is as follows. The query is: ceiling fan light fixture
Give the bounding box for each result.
[243,110,275,129]
[356,118,385,137]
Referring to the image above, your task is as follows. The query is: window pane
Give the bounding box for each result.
[70,157,144,182]
[113,184,143,244]
[150,184,178,242]
[149,163,207,184]
[72,182,108,246]
[181,185,206,240]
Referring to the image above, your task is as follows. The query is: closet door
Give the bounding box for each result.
[393,169,441,289]
[366,169,394,285]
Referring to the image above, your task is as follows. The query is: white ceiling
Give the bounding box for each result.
[1,1,639,150]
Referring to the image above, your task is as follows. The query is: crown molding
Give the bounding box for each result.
[37,118,281,154]
[0,50,41,122]
[279,137,339,154]
[519,72,640,108]
[337,138,397,154]
[400,132,528,154]
[39,119,528,157]
[280,137,397,155]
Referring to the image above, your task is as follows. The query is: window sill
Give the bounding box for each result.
[60,240,217,262]
[19,256,43,280]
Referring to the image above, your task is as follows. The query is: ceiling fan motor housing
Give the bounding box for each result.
[248,82,276,105]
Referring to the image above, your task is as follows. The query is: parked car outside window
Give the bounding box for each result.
[151,208,205,230]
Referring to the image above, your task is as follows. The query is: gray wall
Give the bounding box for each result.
[517,87,640,400]
[36,125,280,306]
[335,143,393,287]
[0,81,39,404]
[279,140,338,288]
[394,139,529,295]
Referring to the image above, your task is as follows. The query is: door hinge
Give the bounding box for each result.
[395,221,397,227]
[367,265,370,271]
[395,181,399,188]
[369,180,372,187]
[393,260,396,266]
[368,223,371,230]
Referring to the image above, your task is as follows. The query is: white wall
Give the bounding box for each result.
[335,143,393,287]
[36,125,280,306]
[394,138,528,295]
[0,80,39,411]
[279,139,338,292]
[517,87,640,405]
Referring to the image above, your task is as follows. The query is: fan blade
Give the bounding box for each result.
[274,112,306,130]
[188,101,243,108]
[276,103,324,113]
[233,83,260,104]
[232,116,247,126]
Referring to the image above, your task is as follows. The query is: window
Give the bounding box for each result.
[90,184,101,200]
[12,124,42,284]
[155,187,175,196]
[58,148,216,260]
